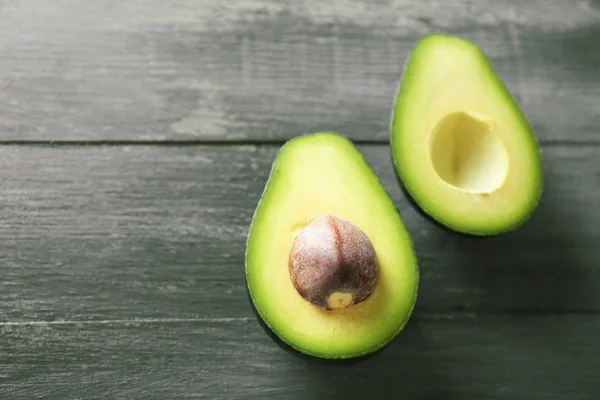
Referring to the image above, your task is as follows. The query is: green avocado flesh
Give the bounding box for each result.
[390,33,543,235]
[245,132,418,359]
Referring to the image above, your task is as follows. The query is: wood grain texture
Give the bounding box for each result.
[1,315,598,399]
[1,144,599,323]
[0,0,598,141]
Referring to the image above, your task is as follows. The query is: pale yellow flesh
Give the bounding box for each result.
[246,133,418,358]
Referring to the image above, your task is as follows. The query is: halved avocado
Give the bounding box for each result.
[245,132,418,359]
[390,33,543,236]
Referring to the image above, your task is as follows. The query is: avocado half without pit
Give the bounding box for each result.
[245,132,419,359]
[390,33,544,236]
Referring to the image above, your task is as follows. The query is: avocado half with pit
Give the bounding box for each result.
[245,132,418,359]
[390,33,543,236]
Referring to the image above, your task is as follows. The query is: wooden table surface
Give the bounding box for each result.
[1,1,599,398]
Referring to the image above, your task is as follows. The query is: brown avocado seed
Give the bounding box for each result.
[288,215,379,310]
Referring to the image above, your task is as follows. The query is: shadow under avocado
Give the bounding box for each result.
[287,311,459,400]
[434,153,594,395]
[447,160,588,313]
[248,284,459,399]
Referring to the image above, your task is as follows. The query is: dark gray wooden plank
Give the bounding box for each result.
[1,143,599,322]
[0,0,598,141]
[0,315,598,399]
[0,145,259,321]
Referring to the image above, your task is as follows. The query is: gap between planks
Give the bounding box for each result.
[0,139,597,147]
[2,311,599,327]
[0,318,255,327]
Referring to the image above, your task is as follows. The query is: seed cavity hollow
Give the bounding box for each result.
[429,110,509,194]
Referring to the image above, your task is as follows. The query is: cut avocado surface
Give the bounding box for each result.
[245,132,418,359]
[390,33,543,236]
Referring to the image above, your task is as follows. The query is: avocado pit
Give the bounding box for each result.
[288,215,379,310]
